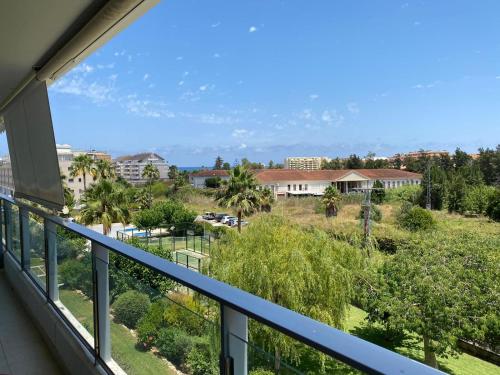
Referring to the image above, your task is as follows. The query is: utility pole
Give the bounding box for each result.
[425,164,432,210]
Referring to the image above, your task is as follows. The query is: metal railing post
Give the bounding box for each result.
[221,305,248,375]
[45,219,59,301]
[19,207,30,270]
[92,242,111,362]
[4,201,12,253]
[0,200,3,267]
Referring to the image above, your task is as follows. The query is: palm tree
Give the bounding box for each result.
[142,163,160,206]
[215,166,260,232]
[60,174,75,214]
[322,185,341,217]
[92,159,115,181]
[79,180,129,235]
[70,154,94,193]
[259,187,275,212]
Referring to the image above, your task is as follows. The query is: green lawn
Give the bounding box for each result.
[59,290,174,375]
[345,305,500,375]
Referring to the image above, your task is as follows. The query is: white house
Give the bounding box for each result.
[189,170,231,188]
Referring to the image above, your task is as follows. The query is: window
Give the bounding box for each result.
[288,184,291,191]
[293,184,296,191]
[68,178,74,183]
[305,184,308,191]
[78,178,82,182]
[299,184,302,191]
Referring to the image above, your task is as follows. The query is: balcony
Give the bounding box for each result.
[0,194,441,375]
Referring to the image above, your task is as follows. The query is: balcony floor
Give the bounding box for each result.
[0,271,62,375]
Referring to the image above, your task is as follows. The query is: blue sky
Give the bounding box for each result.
[30,1,500,165]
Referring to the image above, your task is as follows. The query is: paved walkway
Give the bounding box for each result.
[0,271,62,375]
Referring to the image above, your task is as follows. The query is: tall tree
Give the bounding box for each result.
[142,163,160,207]
[259,187,275,212]
[215,166,260,232]
[168,165,179,180]
[368,233,499,369]
[210,215,362,372]
[214,156,224,170]
[344,154,364,169]
[91,159,115,180]
[322,185,341,217]
[477,146,499,185]
[70,154,94,193]
[322,158,344,170]
[371,180,385,204]
[453,147,471,169]
[80,180,129,235]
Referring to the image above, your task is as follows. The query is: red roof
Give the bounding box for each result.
[189,170,230,177]
[254,169,421,183]
[189,168,422,182]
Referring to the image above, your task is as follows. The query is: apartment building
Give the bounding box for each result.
[284,156,331,170]
[0,144,111,202]
[114,152,168,184]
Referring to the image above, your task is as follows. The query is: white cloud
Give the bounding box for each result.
[51,77,114,104]
[413,21,421,26]
[347,102,360,114]
[96,63,115,69]
[73,63,94,74]
[176,56,183,61]
[113,50,126,57]
[109,74,118,81]
[412,84,424,89]
[239,143,247,149]
[321,110,344,126]
[213,53,221,58]
[143,73,150,81]
[124,98,175,119]
[178,80,185,86]
[232,129,254,138]
[148,83,155,89]
[495,76,500,80]
[199,85,208,91]
[309,94,319,100]
[211,22,221,28]
[249,26,258,33]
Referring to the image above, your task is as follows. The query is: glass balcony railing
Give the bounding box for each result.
[0,194,442,375]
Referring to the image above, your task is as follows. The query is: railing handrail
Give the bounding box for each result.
[0,194,442,375]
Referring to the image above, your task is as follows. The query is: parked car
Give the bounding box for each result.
[221,215,237,224]
[228,218,248,227]
[215,213,228,222]
[202,212,216,220]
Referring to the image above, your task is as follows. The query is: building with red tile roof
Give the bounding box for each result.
[190,168,422,195]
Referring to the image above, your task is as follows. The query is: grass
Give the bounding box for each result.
[59,289,174,375]
[345,306,500,375]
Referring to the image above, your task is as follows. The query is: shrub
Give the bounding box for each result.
[462,185,496,215]
[112,291,151,329]
[358,205,382,222]
[136,300,168,349]
[163,293,207,336]
[386,184,421,205]
[204,177,221,188]
[186,337,218,375]
[485,188,500,222]
[398,205,436,231]
[249,370,274,375]
[59,256,92,296]
[155,327,194,367]
[371,180,385,204]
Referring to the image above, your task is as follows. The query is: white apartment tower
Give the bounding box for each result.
[284,156,330,170]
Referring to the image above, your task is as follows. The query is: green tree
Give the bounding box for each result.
[321,157,344,170]
[477,146,500,185]
[371,180,385,204]
[486,188,500,221]
[368,233,499,368]
[204,177,221,188]
[142,163,160,207]
[214,156,224,170]
[168,165,179,180]
[453,147,471,169]
[447,173,467,213]
[70,154,94,193]
[322,185,341,217]
[259,187,275,212]
[462,185,496,215]
[215,166,260,232]
[419,165,446,210]
[132,207,164,235]
[79,180,129,235]
[210,216,363,370]
[344,154,364,169]
[222,162,231,170]
[91,158,115,180]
